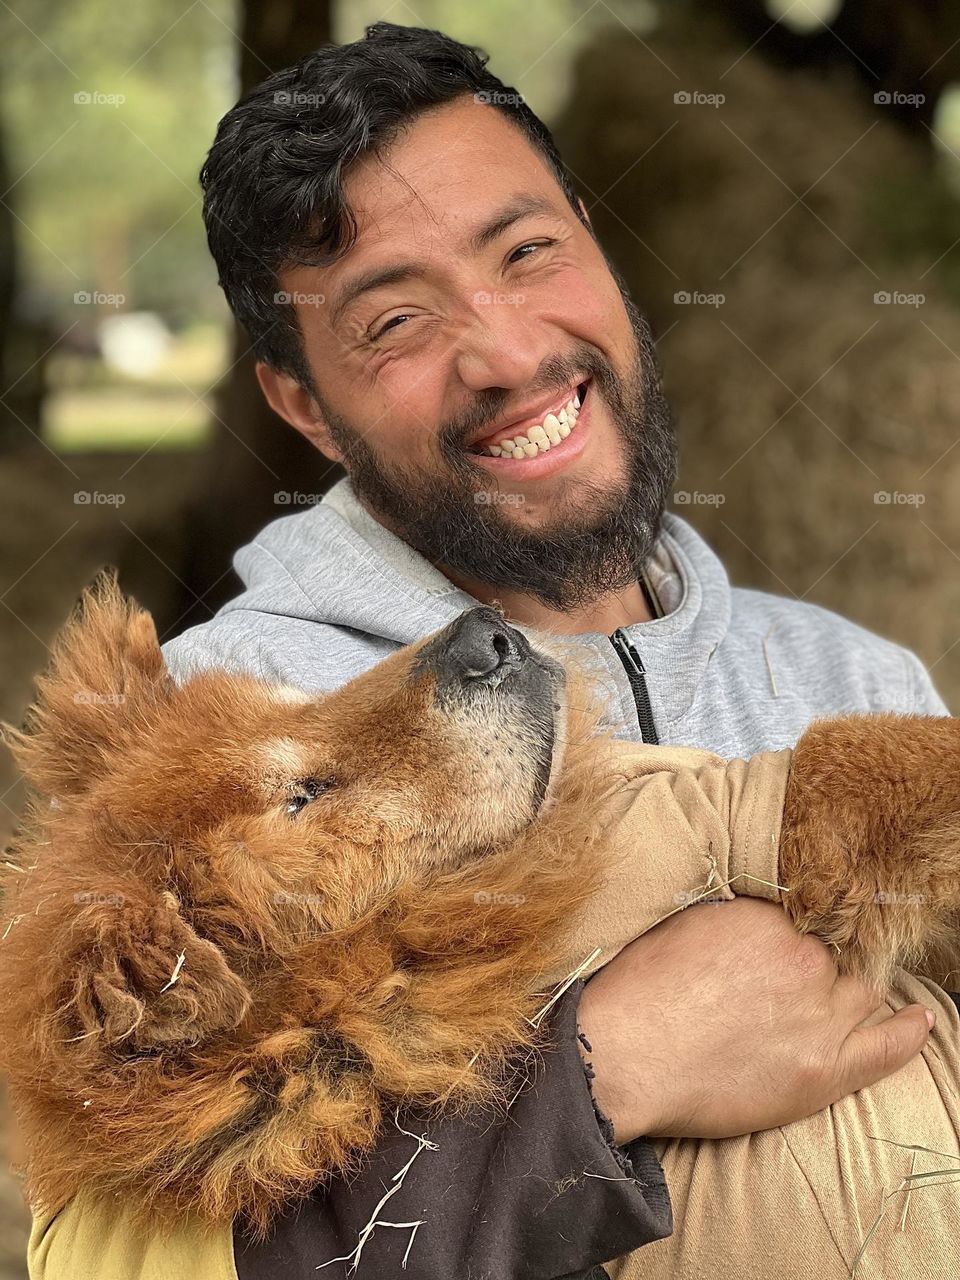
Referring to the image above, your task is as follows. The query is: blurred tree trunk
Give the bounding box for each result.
[0,99,46,452]
[0,103,17,450]
[172,0,341,630]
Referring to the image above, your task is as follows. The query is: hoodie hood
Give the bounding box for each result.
[232,481,483,648]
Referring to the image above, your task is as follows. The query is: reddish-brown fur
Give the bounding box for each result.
[1,575,958,1241]
[0,575,613,1239]
[781,714,960,991]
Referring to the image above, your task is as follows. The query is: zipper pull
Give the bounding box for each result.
[612,627,646,675]
[610,628,659,745]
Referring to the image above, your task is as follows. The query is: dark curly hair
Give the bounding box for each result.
[199,22,586,390]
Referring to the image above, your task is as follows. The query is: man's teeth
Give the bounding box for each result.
[481,392,583,458]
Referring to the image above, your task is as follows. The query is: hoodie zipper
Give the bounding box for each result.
[610,629,659,744]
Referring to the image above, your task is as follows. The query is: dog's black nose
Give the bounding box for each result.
[441,608,527,685]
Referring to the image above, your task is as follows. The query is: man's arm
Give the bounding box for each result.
[234,982,671,1280]
[234,900,934,1280]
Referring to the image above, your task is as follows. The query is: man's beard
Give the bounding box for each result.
[317,286,677,612]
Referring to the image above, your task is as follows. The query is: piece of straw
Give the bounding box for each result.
[159,950,185,993]
[850,1166,960,1276]
[899,1151,918,1231]
[315,1113,438,1274]
[526,947,602,1029]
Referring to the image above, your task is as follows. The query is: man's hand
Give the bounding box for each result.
[576,897,935,1144]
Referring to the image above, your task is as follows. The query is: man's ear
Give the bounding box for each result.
[577,196,592,228]
[1,569,174,799]
[255,361,343,464]
[71,890,252,1054]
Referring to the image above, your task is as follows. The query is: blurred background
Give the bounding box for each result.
[1,0,960,1269]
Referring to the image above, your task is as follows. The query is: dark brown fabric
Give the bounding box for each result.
[234,981,672,1280]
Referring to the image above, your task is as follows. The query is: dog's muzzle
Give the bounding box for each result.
[414,607,564,705]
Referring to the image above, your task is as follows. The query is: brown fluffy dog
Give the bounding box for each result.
[1,575,959,1243]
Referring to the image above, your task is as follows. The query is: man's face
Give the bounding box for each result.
[272,93,676,610]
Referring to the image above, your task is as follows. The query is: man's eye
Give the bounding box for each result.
[370,313,412,341]
[508,239,556,264]
[285,776,336,817]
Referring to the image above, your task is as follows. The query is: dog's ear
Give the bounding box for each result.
[70,890,252,1055]
[1,568,174,798]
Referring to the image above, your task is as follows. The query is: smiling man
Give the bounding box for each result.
[250,89,675,635]
[28,21,950,1280]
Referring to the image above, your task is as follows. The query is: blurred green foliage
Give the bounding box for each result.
[0,0,237,330]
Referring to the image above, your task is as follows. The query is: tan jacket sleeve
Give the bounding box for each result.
[28,1187,237,1280]
[547,740,794,985]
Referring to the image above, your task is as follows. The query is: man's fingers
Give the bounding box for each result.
[838,1003,934,1096]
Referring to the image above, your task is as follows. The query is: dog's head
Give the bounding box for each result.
[1,574,588,1057]
[9,575,568,871]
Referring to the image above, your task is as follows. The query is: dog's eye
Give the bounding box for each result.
[284,777,335,817]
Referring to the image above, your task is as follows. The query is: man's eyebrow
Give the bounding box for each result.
[330,262,427,328]
[329,194,561,326]
[468,194,560,254]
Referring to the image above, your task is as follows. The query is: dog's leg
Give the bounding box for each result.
[780,713,960,991]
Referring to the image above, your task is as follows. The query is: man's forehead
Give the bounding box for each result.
[280,97,571,328]
[339,97,561,249]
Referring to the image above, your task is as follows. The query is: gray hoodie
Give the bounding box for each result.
[158,478,948,1280]
[162,477,948,748]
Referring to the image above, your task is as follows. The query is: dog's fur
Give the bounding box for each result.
[0,575,615,1238]
[1,575,959,1241]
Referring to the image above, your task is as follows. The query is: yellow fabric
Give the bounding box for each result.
[27,1185,237,1280]
[609,975,960,1280]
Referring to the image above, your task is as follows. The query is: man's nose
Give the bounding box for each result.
[453,304,550,393]
[441,607,528,685]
